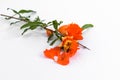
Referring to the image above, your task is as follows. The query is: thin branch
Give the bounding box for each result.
[79,43,90,50]
[0,14,27,22]
[0,14,90,50]
[0,14,49,30]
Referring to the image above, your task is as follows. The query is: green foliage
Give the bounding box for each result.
[20,22,40,29]
[52,20,58,30]
[7,8,35,14]
[18,9,36,14]
[20,21,42,35]
[22,28,29,35]
[50,38,59,45]
[82,24,94,30]
[47,33,54,43]
[3,8,64,45]
[10,21,21,25]
[7,8,36,22]
[1,8,94,48]
[52,20,63,30]
[7,8,18,14]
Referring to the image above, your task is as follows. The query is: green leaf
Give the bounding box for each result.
[21,28,29,35]
[82,24,94,30]
[5,17,12,20]
[7,8,22,18]
[58,21,63,25]
[20,22,40,29]
[47,33,53,43]
[47,20,63,28]
[29,26,37,30]
[50,38,58,45]
[34,16,40,22]
[47,21,53,26]
[21,17,30,22]
[7,8,18,14]
[52,20,58,30]
[10,21,21,25]
[54,31,61,40]
[20,22,30,29]
[18,9,36,14]
[42,23,47,27]
[47,21,52,24]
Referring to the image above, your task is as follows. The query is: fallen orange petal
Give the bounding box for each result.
[57,52,69,65]
[44,47,60,59]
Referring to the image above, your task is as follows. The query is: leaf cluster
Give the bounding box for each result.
[47,20,63,45]
[2,8,93,45]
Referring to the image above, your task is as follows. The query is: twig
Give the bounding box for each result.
[0,14,27,22]
[79,43,90,50]
[0,13,48,30]
[0,14,90,50]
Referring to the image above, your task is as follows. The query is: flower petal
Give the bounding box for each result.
[57,52,69,65]
[44,47,60,59]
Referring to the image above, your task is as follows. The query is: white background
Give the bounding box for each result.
[0,0,120,80]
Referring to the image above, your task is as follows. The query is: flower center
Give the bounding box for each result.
[63,40,72,52]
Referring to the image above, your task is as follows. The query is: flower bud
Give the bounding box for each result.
[46,29,53,36]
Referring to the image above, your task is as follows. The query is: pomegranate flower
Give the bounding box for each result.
[44,36,79,65]
[58,23,83,40]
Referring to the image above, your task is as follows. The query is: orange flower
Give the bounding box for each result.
[60,36,79,57]
[44,36,79,65]
[58,25,68,36]
[44,47,60,59]
[58,23,83,40]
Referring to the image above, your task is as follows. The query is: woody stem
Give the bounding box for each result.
[0,14,50,30]
[0,14,28,22]
[79,43,90,50]
[0,13,62,41]
[0,14,90,50]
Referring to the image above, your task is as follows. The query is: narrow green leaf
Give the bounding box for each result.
[29,26,37,30]
[20,23,30,29]
[47,22,52,26]
[82,24,94,30]
[10,21,21,25]
[5,17,11,20]
[7,8,22,18]
[47,21,52,24]
[47,34,53,43]
[20,22,40,29]
[22,28,29,35]
[54,31,62,40]
[21,17,30,22]
[7,8,18,14]
[50,38,58,45]
[40,23,47,28]
[34,16,40,22]
[52,20,58,30]
[58,21,63,25]
[18,9,36,14]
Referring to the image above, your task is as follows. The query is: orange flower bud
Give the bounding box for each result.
[46,29,53,36]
